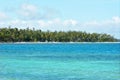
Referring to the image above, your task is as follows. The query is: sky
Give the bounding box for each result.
[0,0,120,38]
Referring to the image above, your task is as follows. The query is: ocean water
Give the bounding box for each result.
[0,43,120,80]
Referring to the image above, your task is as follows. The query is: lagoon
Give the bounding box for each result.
[0,43,120,80]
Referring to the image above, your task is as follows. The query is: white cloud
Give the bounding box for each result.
[18,4,60,20]
[0,12,8,20]
[83,16,120,27]
[37,18,78,28]
[63,19,78,26]
[22,4,37,12]
[19,4,38,18]
[112,16,120,24]
[10,20,26,24]
[38,20,46,27]
[83,21,100,26]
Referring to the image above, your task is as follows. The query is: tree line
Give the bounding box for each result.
[0,27,117,42]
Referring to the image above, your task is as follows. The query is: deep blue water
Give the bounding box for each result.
[0,43,120,80]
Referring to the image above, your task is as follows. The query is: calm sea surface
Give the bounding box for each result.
[0,43,120,80]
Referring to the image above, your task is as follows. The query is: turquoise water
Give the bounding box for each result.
[0,43,120,80]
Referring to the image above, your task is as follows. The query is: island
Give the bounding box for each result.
[0,27,117,42]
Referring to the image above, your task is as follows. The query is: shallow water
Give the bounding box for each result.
[0,43,120,80]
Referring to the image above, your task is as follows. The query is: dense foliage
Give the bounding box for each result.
[0,27,117,42]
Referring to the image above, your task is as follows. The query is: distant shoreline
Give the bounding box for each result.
[0,42,120,44]
[0,28,118,42]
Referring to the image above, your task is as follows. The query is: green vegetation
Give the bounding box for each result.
[0,27,117,42]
